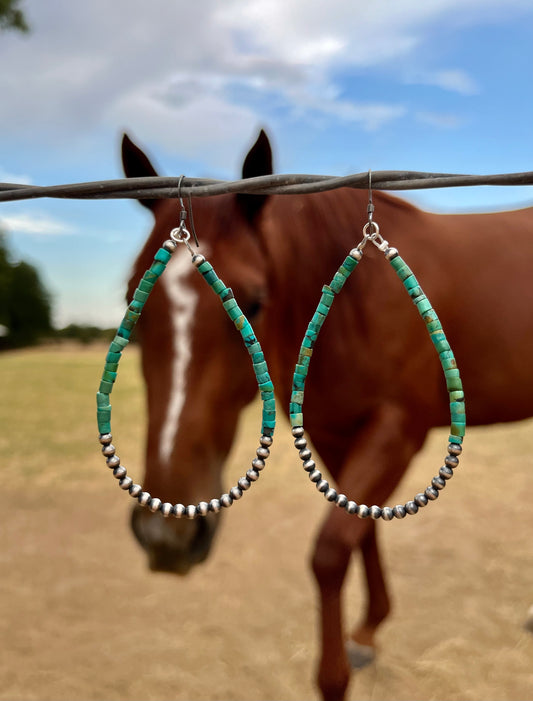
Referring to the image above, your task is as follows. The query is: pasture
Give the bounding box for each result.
[1,344,533,700]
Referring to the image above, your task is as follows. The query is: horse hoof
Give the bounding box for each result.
[524,605,533,633]
[346,639,375,670]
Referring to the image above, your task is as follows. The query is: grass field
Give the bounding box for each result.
[1,344,533,700]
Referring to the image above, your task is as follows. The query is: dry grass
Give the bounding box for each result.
[1,345,533,700]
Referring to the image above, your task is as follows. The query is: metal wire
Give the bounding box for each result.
[1,169,533,203]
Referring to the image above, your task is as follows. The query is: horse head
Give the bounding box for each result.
[122,130,274,574]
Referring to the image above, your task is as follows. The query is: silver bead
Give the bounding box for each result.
[381,506,394,521]
[260,434,273,447]
[138,491,151,506]
[209,499,221,513]
[425,486,439,500]
[220,493,233,508]
[238,477,251,491]
[369,505,382,520]
[432,476,446,490]
[256,446,270,459]
[303,459,316,472]
[246,469,260,482]
[106,455,120,469]
[129,483,142,498]
[299,448,312,461]
[292,426,304,438]
[173,503,187,518]
[192,254,205,267]
[405,500,419,515]
[99,433,113,445]
[113,465,127,479]
[384,247,399,260]
[197,501,209,516]
[393,504,406,519]
[349,248,363,261]
[336,494,348,508]
[444,454,459,468]
[294,437,307,450]
[162,239,177,253]
[448,442,462,456]
[149,497,162,513]
[357,504,370,519]
[346,500,358,514]
[230,486,243,500]
[414,492,428,507]
[439,465,454,480]
[119,476,133,490]
[325,487,337,502]
[160,502,173,517]
[186,504,197,519]
[309,469,322,483]
[316,479,329,493]
[102,443,116,457]
[252,457,265,471]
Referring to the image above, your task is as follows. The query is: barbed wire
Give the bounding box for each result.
[1,169,533,203]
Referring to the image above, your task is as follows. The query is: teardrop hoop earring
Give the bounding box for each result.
[96,190,276,518]
[289,178,465,521]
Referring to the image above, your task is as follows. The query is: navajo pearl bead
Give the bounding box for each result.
[106,455,120,469]
[357,504,370,519]
[173,504,187,518]
[349,248,363,261]
[405,500,419,515]
[345,501,358,514]
[230,486,243,500]
[309,469,322,483]
[246,469,260,482]
[444,454,459,468]
[256,446,270,459]
[448,443,462,456]
[336,494,348,509]
[252,457,265,471]
[299,448,312,461]
[414,492,429,507]
[138,491,151,506]
[160,502,173,517]
[209,499,221,513]
[292,426,305,438]
[325,488,337,502]
[369,505,382,520]
[191,254,206,267]
[220,494,233,508]
[162,239,178,253]
[129,483,142,498]
[425,486,439,500]
[260,434,273,447]
[303,459,316,472]
[316,480,329,493]
[149,497,162,513]
[102,443,116,457]
[439,465,454,480]
[119,476,133,490]
[197,502,209,517]
[432,476,446,490]
[238,478,251,491]
[384,247,399,260]
[393,504,406,519]
[186,504,197,519]
[99,433,113,445]
[294,437,307,450]
[381,507,394,521]
[113,465,127,480]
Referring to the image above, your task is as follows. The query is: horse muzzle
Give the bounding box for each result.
[130,504,219,575]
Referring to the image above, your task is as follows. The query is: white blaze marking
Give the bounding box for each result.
[158,248,199,465]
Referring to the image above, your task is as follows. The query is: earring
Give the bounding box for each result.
[97,189,276,518]
[289,174,465,521]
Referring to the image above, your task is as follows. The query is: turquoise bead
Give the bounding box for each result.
[343,255,358,272]
[317,302,330,316]
[149,261,166,277]
[99,380,114,394]
[448,434,463,444]
[104,362,118,372]
[129,300,143,313]
[212,279,226,295]
[294,363,308,376]
[96,392,110,407]
[142,270,158,284]
[106,351,121,363]
[197,261,212,274]
[109,340,124,354]
[154,248,172,264]
[450,401,466,416]
[258,380,274,392]
[426,319,442,333]
[247,341,262,355]
[403,274,419,290]
[254,360,268,375]
[290,413,304,427]
[449,390,465,402]
[133,289,149,304]
[112,335,129,350]
[252,351,265,364]
[416,297,433,315]
[261,390,274,401]
[440,356,457,371]
[255,371,271,385]
[223,298,238,312]
[203,270,219,286]
[338,264,351,278]
[102,370,117,383]
[263,398,276,412]
[330,273,347,293]
[117,326,131,340]
[139,279,154,293]
[239,321,253,340]
[320,291,334,308]
[98,419,111,435]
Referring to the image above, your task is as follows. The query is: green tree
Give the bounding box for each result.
[0,0,28,33]
[0,234,53,347]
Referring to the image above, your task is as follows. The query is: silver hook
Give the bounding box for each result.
[367,169,375,228]
[176,174,199,248]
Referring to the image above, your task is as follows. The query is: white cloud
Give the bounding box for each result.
[405,69,479,95]
[0,169,32,185]
[0,213,73,236]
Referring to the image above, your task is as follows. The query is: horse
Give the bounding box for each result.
[121,129,533,701]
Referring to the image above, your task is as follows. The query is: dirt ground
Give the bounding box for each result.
[1,346,533,700]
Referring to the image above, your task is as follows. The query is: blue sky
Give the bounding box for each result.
[1,0,533,327]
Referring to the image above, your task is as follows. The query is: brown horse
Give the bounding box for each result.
[122,130,533,701]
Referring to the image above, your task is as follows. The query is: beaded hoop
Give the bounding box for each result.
[97,224,276,518]
[289,222,465,521]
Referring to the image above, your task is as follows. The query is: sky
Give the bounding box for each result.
[1,0,533,327]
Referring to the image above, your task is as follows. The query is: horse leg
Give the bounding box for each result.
[310,404,425,701]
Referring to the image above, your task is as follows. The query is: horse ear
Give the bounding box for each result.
[237,129,273,222]
[121,133,160,212]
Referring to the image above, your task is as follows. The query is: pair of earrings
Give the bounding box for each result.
[97,186,465,522]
